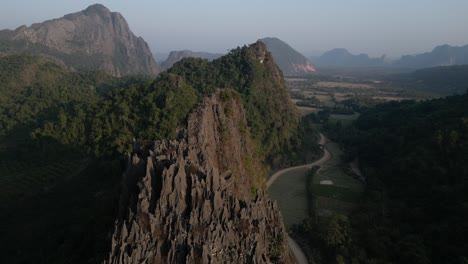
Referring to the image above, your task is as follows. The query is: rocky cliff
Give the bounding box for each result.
[0,4,160,76]
[106,90,292,263]
[261,37,315,75]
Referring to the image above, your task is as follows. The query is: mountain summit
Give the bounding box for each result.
[0,4,160,76]
[261,37,315,75]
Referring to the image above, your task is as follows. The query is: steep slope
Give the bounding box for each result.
[161,50,223,70]
[261,37,315,75]
[394,44,468,68]
[0,41,300,263]
[107,90,291,263]
[0,4,160,76]
[314,48,386,68]
[166,41,300,165]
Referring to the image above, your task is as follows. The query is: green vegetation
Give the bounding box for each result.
[389,65,468,96]
[0,42,303,263]
[298,93,468,263]
[167,45,301,166]
[345,94,468,263]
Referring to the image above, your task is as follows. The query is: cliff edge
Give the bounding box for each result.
[107,90,292,263]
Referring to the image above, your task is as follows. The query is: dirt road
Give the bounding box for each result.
[287,235,309,264]
[267,133,331,264]
[267,133,331,188]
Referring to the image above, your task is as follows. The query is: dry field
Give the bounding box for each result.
[316,81,375,89]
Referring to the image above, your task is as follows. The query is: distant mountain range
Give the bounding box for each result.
[0,4,160,76]
[388,64,468,95]
[312,48,386,68]
[161,50,224,70]
[261,37,315,75]
[312,44,468,69]
[393,44,468,68]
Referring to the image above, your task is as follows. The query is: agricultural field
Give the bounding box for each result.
[309,141,364,216]
[269,167,310,228]
[286,74,425,115]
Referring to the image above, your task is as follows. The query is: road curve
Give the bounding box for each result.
[287,235,309,264]
[267,133,331,264]
[267,133,331,188]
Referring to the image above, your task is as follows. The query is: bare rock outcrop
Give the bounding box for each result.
[107,90,291,263]
[0,4,160,76]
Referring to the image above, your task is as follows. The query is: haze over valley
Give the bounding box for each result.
[1,2,468,264]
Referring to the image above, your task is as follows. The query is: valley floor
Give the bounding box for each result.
[268,133,329,264]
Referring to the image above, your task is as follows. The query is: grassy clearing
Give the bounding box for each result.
[296,106,320,116]
[316,167,363,191]
[311,184,361,203]
[330,113,360,121]
[315,196,358,216]
[269,167,310,228]
[307,139,364,215]
[329,113,360,126]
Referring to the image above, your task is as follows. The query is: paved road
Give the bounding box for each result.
[287,235,309,264]
[267,133,331,264]
[267,133,331,188]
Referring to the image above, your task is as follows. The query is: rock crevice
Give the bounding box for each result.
[107,90,291,263]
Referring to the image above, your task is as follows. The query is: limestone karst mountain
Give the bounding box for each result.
[261,37,316,75]
[106,40,299,263]
[0,4,160,76]
[0,40,300,263]
[394,44,468,68]
[313,48,387,68]
[107,90,292,263]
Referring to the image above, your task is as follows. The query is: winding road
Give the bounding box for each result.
[267,133,331,264]
[267,133,331,188]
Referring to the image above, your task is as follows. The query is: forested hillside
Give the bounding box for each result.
[0,41,302,263]
[388,65,468,96]
[315,94,468,263]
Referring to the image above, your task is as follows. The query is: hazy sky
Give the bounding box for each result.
[1,0,468,58]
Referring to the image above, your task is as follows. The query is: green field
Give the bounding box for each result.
[269,167,310,229]
[329,113,360,126]
[309,140,364,215]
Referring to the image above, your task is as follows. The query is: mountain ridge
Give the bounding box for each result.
[261,37,315,75]
[312,48,386,68]
[0,4,160,76]
[106,90,292,263]
[161,50,224,70]
[394,44,468,68]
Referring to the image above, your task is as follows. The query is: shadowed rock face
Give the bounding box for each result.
[107,90,291,263]
[0,4,160,76]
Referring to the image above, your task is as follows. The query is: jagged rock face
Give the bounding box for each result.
[107,90,291,263]
[161,50,223,70]
[0,4,160,76]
